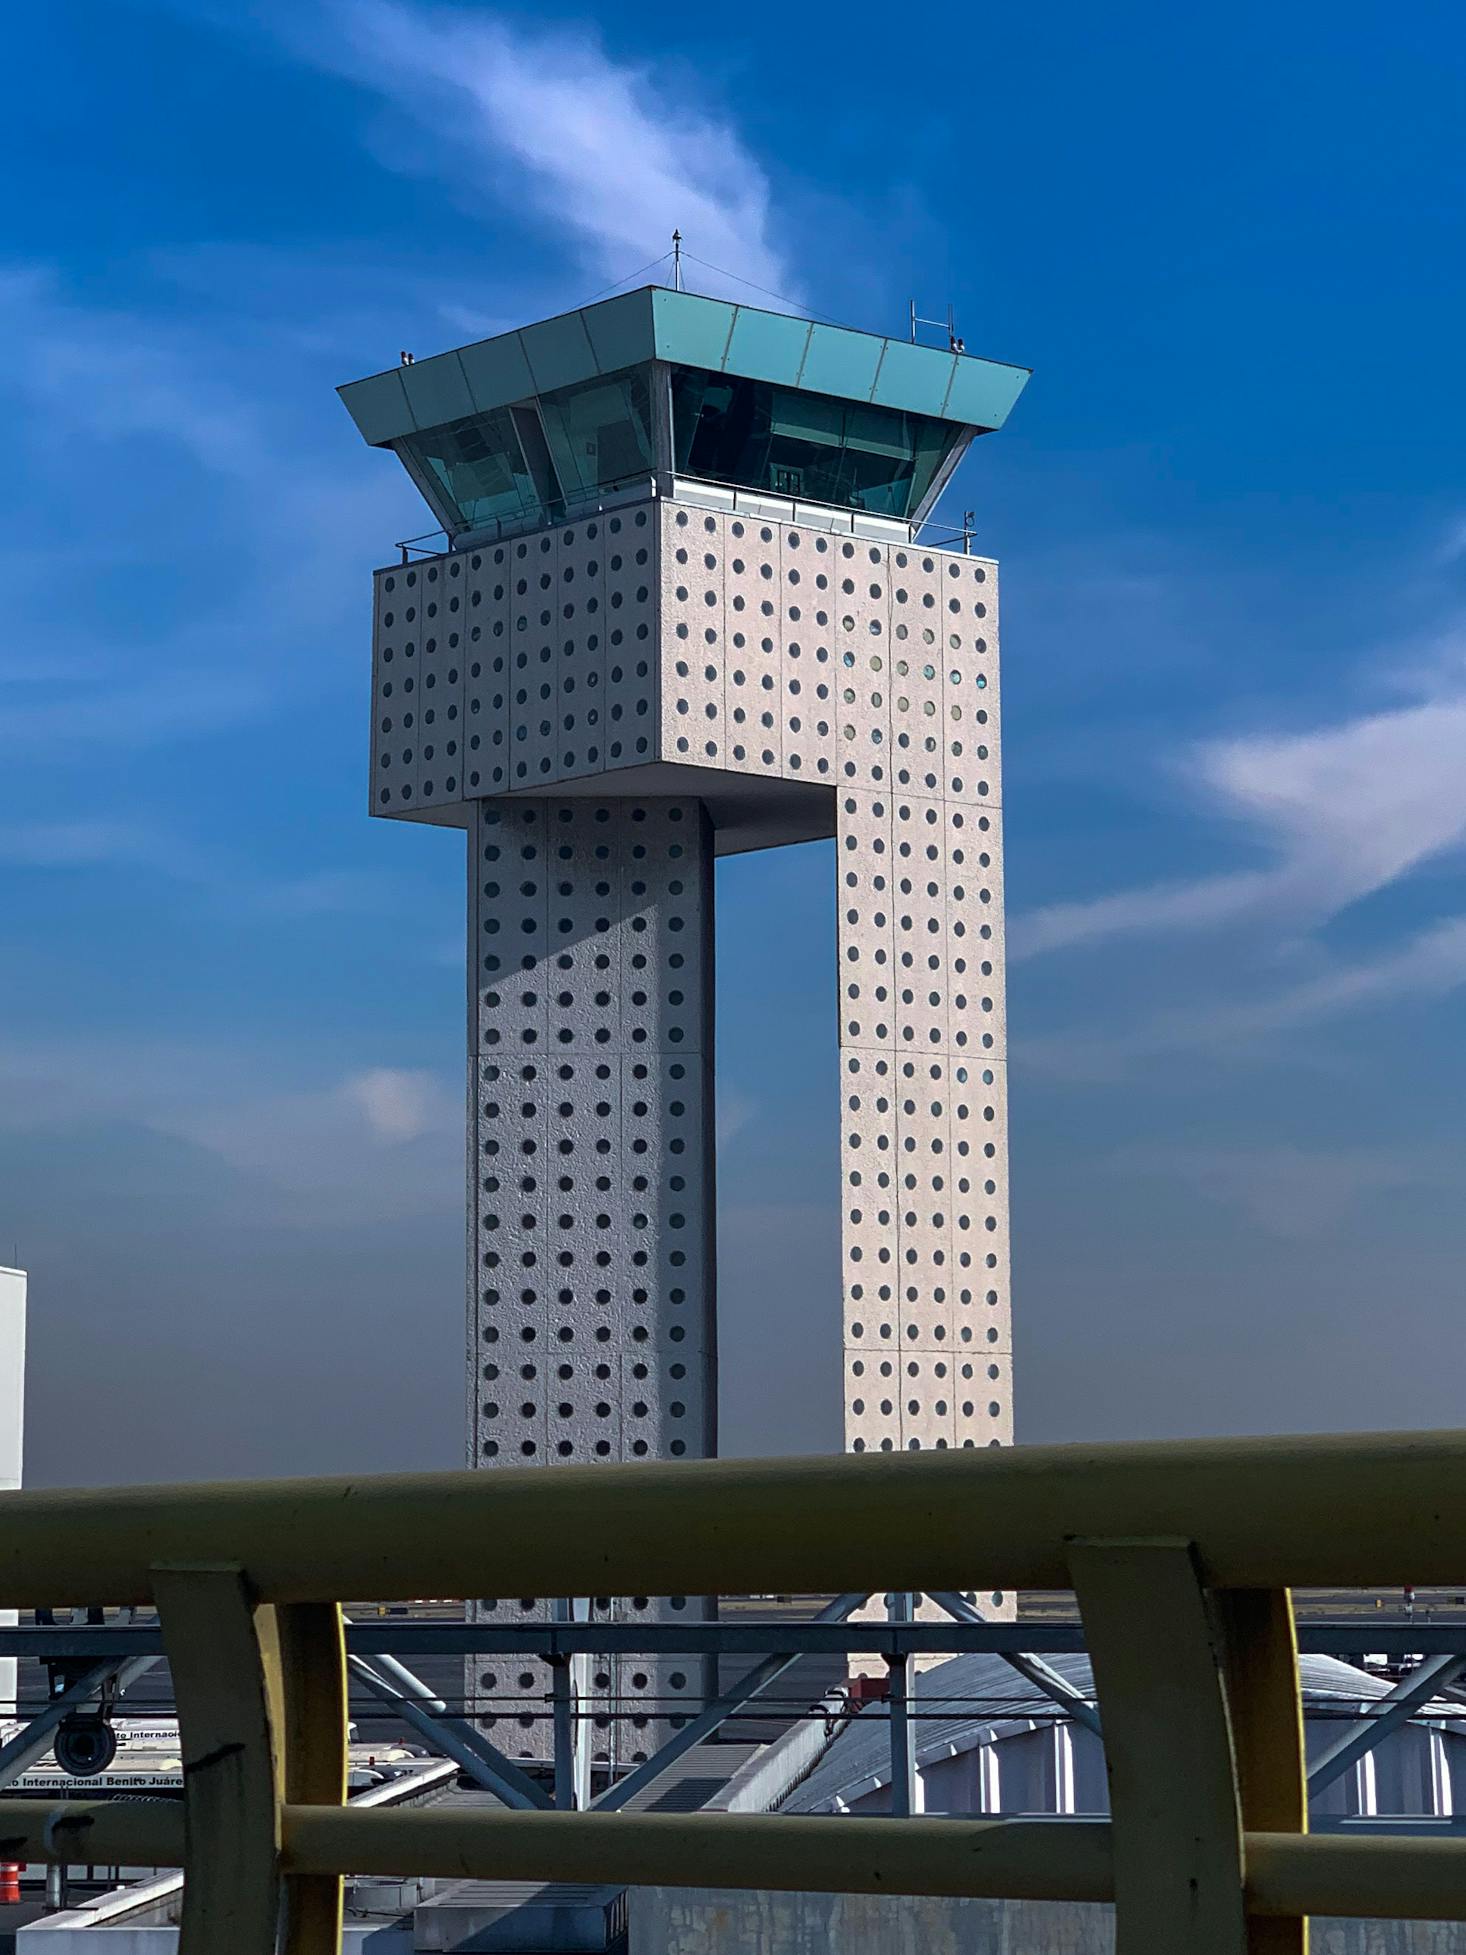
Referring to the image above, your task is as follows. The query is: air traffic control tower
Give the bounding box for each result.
[339,287,1028,1760]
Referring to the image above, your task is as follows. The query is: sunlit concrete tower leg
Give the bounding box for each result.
[340,281,1030,1763]
[835,550,1012,1467]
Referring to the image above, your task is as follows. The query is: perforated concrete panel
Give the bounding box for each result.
[417,553,467,804]
[661,507,726,767]
[371,562,418,813]
[724,521,782,773]
[373,506,661,819]
[467,796,715,1759]
[553,517,606,780]
[507,530,556,787]
[369,492,1013,1745]
[603,520,659,771]
[462,546,510,795]
[833,548,1010,1466]
[371,497,1003,826]
[377,508,1011,1470]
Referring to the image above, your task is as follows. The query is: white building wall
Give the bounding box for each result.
[0,1268,25,1719]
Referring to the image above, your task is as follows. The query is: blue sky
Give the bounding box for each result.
[3,0,1465,1484]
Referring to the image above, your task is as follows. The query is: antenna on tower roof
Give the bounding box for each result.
[671,229,684,293]
[909,298,964,352]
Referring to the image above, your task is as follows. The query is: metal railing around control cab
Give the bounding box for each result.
[390,470,940,564]
[5,1430,1466,1950]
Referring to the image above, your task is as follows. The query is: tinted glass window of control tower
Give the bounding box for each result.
[670,367,960,517]
[402,367,656,532]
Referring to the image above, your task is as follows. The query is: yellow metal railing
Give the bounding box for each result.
[5,1428,1466,1951]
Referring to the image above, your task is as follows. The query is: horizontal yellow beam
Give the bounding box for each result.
[1248,1833,1466,1921]
[0,1799,184,1867]
[4,1802,1466,1925]
[3,1427,1466,1604]
[283,1812,1466,1922]
[281,1808,1115,1902]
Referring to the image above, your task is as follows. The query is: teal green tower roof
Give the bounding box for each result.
[339,287,1029,540]
[340,286,1030,443]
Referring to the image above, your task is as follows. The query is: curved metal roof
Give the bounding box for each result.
[782,1650,1466,1815]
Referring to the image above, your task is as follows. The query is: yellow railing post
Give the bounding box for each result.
[1069,1538,1247,1955]
[1218,1588,1308,1955]
[153,1564,283,1955]
[273,1602,348,1955]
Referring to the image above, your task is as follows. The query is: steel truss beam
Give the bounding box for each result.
[1308,1652,1466,1794]
[885,1592,917,1817]
[3,1619,1465,1661]
[590,1593,869,1813]
[346,1655,551,1810]
[361,1619,1466,1663]
[928,1590,1104,1737]
[0,1654,160,1790]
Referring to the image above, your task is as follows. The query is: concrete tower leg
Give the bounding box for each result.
[464,795,716,1764]
[835,549,1012,1467]
[834,547,1014,1640]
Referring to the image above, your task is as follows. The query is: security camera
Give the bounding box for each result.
[54,1714,118,1778]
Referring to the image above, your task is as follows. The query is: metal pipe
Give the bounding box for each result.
[346,1655,550,1810]
[0,1798,184,1868]
[26,1759,458,1933]
[14,1428,1466,1606]
[1247,1830,1466,1921]
[928,1590,1103,1737]
[39,1794,1466,1925]
[885,1593,916,1818]
[591,1593,868,1814]
[0,1654,158,1790]
[8,1615,1466,1662]
[1307,1653,1466,1793]
[419,1615,1466,1661]
[282,1806,1116,1901]
[549,1659,575,1812]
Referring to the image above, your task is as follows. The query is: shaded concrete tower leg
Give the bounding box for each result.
[464,795,716,1765]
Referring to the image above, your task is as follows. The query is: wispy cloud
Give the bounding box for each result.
[249,869,412,919]
[0,820,200,875]
[715,1085,759,1150]
[0,1032,460,1224]
[281,0,792,299]
[344,1067,456,1144]
[0,265,270,480]
[1022,910,1466,1079]
[1006,540,1466,1073]
[0,262,409,759]
[0,815,417,928]
[3,664,266,754]
[1435,514,1466,567]
[1237,912,1466,1031]
[1015,662,1466,962]
[157,1063,461,1218]
[1110,1142,1436,1240]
